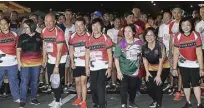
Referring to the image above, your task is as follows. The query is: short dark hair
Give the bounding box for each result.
[29,14,38,19]
[124,11,134,18]
[143,27,158,42]
[65,9,73,14]
[123,24,137,37]
[23,19,37,33]
[179,17,194,34]
[0,17,10,24]
[113,16,121,21]
[75,17,86,25]
[91,18,104,32]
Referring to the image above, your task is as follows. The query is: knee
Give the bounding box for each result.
[81,80,87,87]
[75,79,81,86]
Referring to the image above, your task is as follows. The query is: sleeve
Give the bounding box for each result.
[56,30,65,44]
[113,44,122,59]
[68,35,73,46]
[169,23,173,35]
[105,36,113,49]
[195,32,202,47]
[17,35,22,48]
[195,23,200,33]
[173,34,179,48]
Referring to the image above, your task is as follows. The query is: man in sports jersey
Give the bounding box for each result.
[42,13,68,108]
[158,12,172,94]
[107,17,121,91]
[69,17,89,108]
[85,18,112,108]
[169,7,184,101]
[195,6,204,97]
[0,18,20,103]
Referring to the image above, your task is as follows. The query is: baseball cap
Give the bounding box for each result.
[93,11,102,17]
[50,74,60,89]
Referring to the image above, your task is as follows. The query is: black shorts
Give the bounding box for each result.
[73,67,86,77]
[179,67,201,88]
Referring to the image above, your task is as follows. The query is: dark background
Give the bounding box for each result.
[16,1,204,16]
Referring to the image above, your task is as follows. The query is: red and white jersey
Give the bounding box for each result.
[169,20,180,36]
[69,32,90,67]
[86,34,113,71]
[41,27,68,64]
[174,31,202,68]
[0,31,18,66]
[118,24,143,39]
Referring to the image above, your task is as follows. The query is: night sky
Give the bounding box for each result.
[16,1,203,16]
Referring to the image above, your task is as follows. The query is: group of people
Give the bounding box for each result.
[0,4,204,108]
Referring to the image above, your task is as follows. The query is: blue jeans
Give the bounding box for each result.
[0,65,20,100]
[20,66,41,102]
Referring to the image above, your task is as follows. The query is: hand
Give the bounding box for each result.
[154,75,162,86]
[71,62,76,69]
[18,62,23,71]
[200,70,204,77]
[105,68,111,78]
[172,69,178,77]
[53,67,59,74]
[42,61,47,68]
[145,72,152,82]
[117,71,123,81]
[85,67,90,77]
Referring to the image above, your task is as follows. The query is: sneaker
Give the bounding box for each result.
[38,82,44,89]
[173,92,182,101]
[49,100,56,107]
[156,104,162,108]
[197,104,204,108]
[162,84,170,91]
[14,99,20,103]
[81,101,87,108]
[182,102,192,108]
[181,90,185,96]
[30,99,40,105]
[129,102,138,108]
[2,93,8,98]
[68,84,76,92]
[42,86,52,93]
[168,87,175,95]
[63,86,69,94]
[148,102,157,108]
[50,102,61,108]
[121,104,127,108]
[72,98,82,106]
[19,102,25,108]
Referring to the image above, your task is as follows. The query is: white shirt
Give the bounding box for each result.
[107,28,119,44]
[195,20,204,49]
[64,24,75,50]
[158,23,170,53]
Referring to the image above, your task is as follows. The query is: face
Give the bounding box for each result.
[172,8,182,20]
[75,21,85,35]
[10,12,18,21]
[132,8,140,18]
[30,15,38,24]
[109,14,114,21]
[38,16,43,24]
[45,15,55,30]
[200,8,204,20]
[181,20,192,33]
[114,18,121,29]
[23,23,31,34]
[124,26,134,39]
[140,14,147,23]
[65,11,73,20]
[145,30,156,43]
[83,16,90,25]
[103,13,110,22]
[0,12,4,20]
[0,19,9,32]
[163,13,171,24]
[148,18,154,26]
[157,15,162,21]
[92,22,102,34]
[125,15,134,24]
[58,15,66,24]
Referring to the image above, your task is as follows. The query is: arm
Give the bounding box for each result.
[196,46,203,72]
[42,40,47,66]
[85,48,90,76]
[107,48,113,69]
[55,43,63,68]
[143,57,149,74]
[69,45,75,69]
[16,48,22,71]
[173,47,179,71]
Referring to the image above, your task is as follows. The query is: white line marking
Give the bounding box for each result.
[61,94,76,106]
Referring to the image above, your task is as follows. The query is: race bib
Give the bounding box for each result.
[46,43,53,53]
[163,34,170,41]
[126,49,138,61]
[90,51,103,61]
[74,46,86,57]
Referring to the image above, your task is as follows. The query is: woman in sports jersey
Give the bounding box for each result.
[17,19,42,108]
[114,24,142,108]
[85,18,112,108]
[142,27,170,108]
[173,17,204,108]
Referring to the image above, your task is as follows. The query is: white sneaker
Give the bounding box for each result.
[50,102,61,108]
[48,100,56,107]
[14,99,20,103]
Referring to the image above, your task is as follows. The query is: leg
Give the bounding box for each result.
[7,65,20,100]
[120,74,129,105]
[30,66,41,100]
[111,61,117,85]
[81,76,87,102]
[97,69,107,108]
[20,67,30,102]
[128,76,138,103]
[177,68,182,92]
[75,77,82,98]
[0,67,6,93]
[90,71,99,105]
[146,71,157,102]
